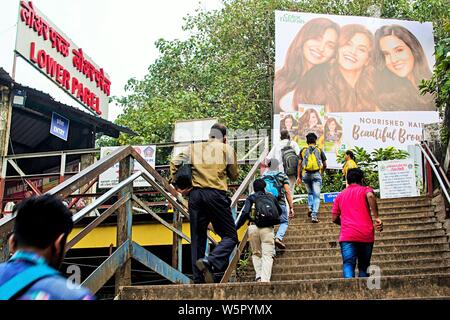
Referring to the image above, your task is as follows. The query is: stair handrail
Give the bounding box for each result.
[418,141,450,204]
[0,145,200,293]
[220,136,269,283]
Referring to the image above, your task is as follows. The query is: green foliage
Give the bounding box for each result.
[112,0,449,149]
[420,17,450,146]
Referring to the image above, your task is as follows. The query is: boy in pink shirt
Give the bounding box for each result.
[332,168,383,278]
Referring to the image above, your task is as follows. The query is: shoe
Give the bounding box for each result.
[256,277,261,282]
[308,210,312,218]
[196,258,215,283]
[274,238,286,250]
[311,217,320,223]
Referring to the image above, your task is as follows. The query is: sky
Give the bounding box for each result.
[0,0,223,122]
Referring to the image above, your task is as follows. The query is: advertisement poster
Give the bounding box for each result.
[274,11,439,168]
[98,145,156,188]
[378,159,418,199]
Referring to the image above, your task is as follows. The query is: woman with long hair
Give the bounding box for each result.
[280,114,298,137]
[294,24,377,112]
[274,18,339,112]
[374,24,434,111]
[324,117,342,142]
[295,108,323,142]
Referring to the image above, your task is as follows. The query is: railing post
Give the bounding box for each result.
[115,154,134,295]
[171,205,178,270]
[59,153,66,184]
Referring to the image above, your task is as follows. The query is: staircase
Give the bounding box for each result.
[118,195,450,300]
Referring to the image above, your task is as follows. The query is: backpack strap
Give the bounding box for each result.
[0,264,58,300]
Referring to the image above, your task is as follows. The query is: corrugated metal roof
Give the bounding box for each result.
[0,67,135,138]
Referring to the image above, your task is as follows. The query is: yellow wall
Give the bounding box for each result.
[68,223,248,249]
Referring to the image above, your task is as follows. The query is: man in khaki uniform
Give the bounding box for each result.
[170,123,239,283]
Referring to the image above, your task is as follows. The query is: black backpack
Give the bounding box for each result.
[253,193,280,228]
[281,144,299,176]
[174,162,192,190]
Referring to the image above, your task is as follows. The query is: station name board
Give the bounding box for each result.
[15,1,111,118]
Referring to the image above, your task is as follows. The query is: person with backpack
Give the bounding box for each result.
[235,179,282,282]
[297,132,327,223]
[263,158,294,250]
[0,194,94,300]
[332,168,383,278]
[170,123,239,283]
[266,129,301,199]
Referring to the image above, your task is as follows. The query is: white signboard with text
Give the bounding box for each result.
[98,146,156,188]
[378,159,418,199]
[15,1,111,118]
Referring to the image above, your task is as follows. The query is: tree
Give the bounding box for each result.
[114,0,449,146]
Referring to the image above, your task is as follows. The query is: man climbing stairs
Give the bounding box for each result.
[117,195,450,300]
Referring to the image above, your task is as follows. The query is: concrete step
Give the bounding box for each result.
[118,273,450,300]
[241,266,450,281]
[291,210,435,222]
[294,201,432,211]
[294,196,430,205]
[266,250,450,266]
[282,229,446,244]
[288,215,439,227]
[282,222,443,236]
[256,258,450,275]
[277,242,450,258]
[277,235,449,250]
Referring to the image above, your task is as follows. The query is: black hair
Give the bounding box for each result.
[346,168,364,185]
[267,158,280,171]
[209,123,227,140]
[253,179,266,192]
[12,194,73,250]
[345,150,355,160]
[306,132,317,144]
[280,129,290,140]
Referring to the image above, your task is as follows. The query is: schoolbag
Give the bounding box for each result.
[281,143,299,176]
[253,193,280,228]
[0,264,58,300]
[302,146,323,172]
[262,173,283,200]
[174,162,192,190]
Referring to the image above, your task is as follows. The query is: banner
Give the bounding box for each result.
[98,145,156,188]
[274,11,439,168]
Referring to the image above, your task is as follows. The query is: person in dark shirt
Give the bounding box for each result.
[0,194,94,300]
[236,179,282,282]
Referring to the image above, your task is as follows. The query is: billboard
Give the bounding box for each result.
[274,11,439,168]
[15,1,111,119]
[98,145,156,188]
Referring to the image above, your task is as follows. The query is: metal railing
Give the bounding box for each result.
[418,141,450,204]
[0,136,269,293]
[0,145,201,294]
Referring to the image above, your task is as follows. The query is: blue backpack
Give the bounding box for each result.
[262,173,283,200]
[0,264,58,300]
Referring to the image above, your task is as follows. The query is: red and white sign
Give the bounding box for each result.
[15,1,110,119]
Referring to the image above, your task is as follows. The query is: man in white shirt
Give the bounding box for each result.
[266,129,301,198]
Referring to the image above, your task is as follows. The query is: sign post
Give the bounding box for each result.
[50,112,69,141]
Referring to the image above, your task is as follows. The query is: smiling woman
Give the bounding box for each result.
[293,24,377,113]
[374,24,435,111]
[274,18,339,113]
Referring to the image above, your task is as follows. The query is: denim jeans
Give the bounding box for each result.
[340,242,374,278]
[275,204,288,241]
[302,172,322,219]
